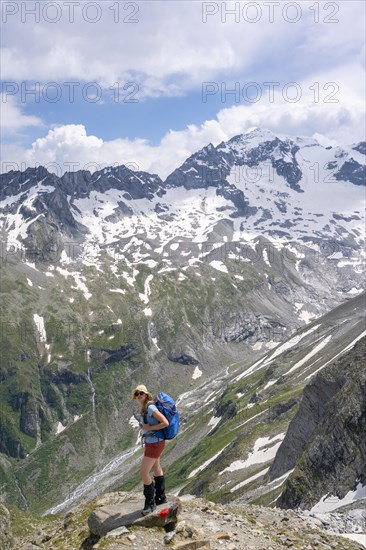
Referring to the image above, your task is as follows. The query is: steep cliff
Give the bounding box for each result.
[272,337,366,509]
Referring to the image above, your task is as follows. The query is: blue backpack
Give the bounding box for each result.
[146,392,179,440]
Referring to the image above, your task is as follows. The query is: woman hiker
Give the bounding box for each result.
[132,384,169,515]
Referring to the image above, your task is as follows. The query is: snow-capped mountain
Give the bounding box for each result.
[0,128,365,515]
[1,128,364,327]
[1,128,364,261]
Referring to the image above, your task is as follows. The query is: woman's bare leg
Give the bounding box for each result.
[152,458,163,477]
[140,456,157,484]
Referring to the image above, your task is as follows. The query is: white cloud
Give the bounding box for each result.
[0,94,43,133]
[1,1,364,97]
[1,61,364,179]
[1,1,364,176]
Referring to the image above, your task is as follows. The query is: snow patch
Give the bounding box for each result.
[209,260,228,273]
[305,330,366,380]
[208,415,221,428]
[189,444,230,479]
[347,287,360,295]
[311,482,366,513]
[231,467,270,493]
[263,380,277,390]
[263,248,271,266]
[341,534,366,548]
[139,274,153,304]
[286,334,333,375]
[33,314,47,342]
[56,422,66,434]
[299,309,318,324]
[152,336,160,350]
[263,324,321,367]
[192,366,202,379]
[220,433,286,474]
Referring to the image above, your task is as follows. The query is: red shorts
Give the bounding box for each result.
[144,439,165,459]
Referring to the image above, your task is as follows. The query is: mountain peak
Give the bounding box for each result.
[243,126,276,139]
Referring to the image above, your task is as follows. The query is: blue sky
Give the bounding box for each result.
[1,0,365,178]
[4,86,234,146]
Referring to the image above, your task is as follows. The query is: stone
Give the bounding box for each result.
[183,526,194,538]
[63,511,73,529]
[309,517,323,528]
[105,525,130,538]
[205,521,221,532]
[213,531,231,540]
[176,521,187,533]
[313,513,330,525]
[31,528,51,545]
[88,497,182,536]
[175,541,211,549]
[163,531,176,544]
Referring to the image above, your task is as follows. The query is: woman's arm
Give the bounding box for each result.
[142,409,169,431]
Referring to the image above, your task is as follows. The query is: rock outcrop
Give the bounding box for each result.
[9,492,365,549]
[88,496,182,536]
[272,337,366,509]
[0,504,13,549]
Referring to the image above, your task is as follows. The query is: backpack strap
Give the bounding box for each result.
[142,402,161,442]
[143,402,155,424]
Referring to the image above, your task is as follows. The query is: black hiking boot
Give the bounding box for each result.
[154,475,167,505]
[141,482,156,516]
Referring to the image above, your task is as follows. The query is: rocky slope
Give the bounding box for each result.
[27,292,363,521]
[273,337,366,510]
[4,492,366,549]
[0,503,14,549]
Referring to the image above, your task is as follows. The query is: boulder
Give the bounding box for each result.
[88,496,182,536]
[0,504,13,549]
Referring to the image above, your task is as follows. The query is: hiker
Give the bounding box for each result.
[132,384,169,515]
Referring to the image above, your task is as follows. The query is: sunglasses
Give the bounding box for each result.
[134,391,146,397]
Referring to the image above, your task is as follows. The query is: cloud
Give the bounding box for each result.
[1,1,364,97]
[2,60,364,179]
[0,94,43,134]
[1,1,364,176]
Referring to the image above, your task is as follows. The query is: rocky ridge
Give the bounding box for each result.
[4,492,366,549]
